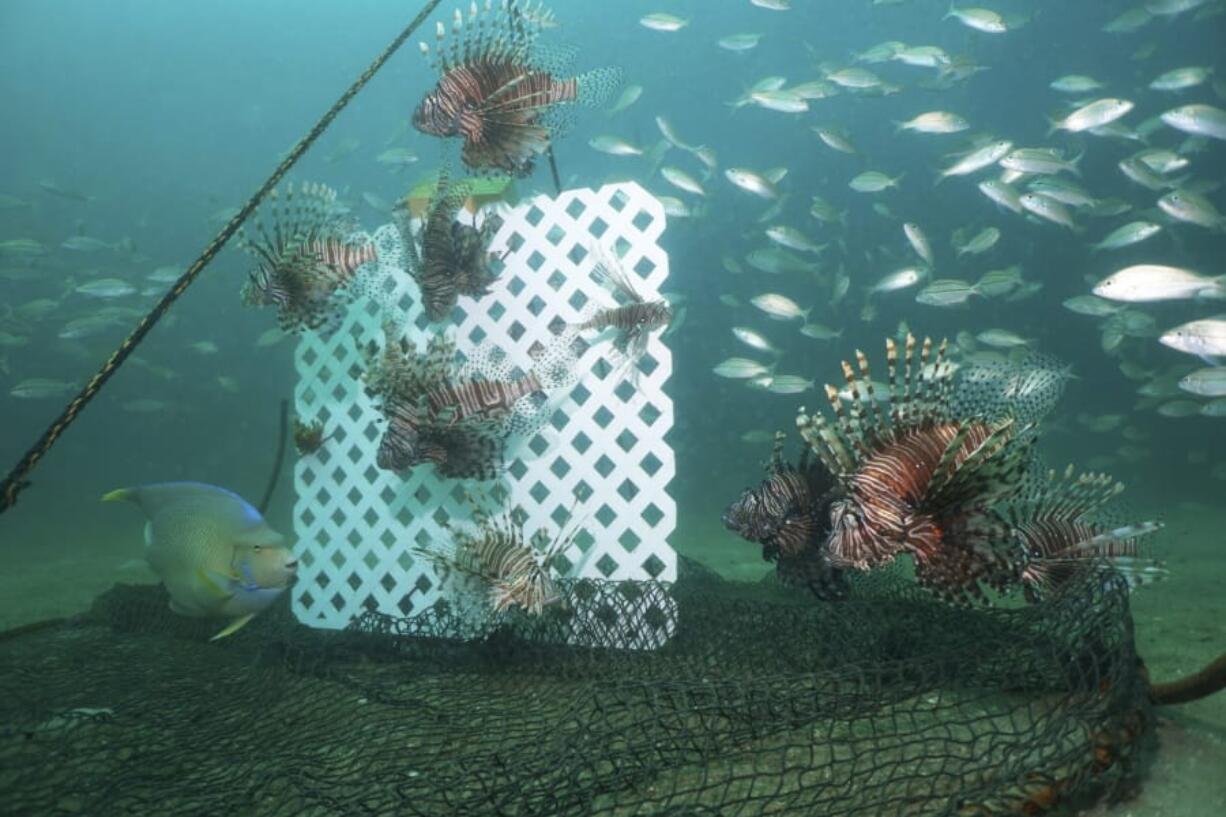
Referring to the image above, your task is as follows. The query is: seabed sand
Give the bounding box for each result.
[2,504,1223,815]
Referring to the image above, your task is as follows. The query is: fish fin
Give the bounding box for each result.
[100,487,132,503]
[209,613,255,642]
[197,568,236,600]
[662,306,687,338]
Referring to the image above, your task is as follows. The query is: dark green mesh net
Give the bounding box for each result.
[0,562,1149,816]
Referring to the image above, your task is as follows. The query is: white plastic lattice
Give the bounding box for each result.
[291,182,677,649]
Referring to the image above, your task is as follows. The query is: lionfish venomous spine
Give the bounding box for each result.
[396,171,503,322]
[413,1,621,176]
[239,182,378,333]
[796,333,1036,602]
[414,507,576,616]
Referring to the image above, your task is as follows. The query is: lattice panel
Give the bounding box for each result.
[291,182,677,649]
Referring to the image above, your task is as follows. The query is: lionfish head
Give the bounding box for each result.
[411,92,457,138]
[647,301,674,331]
[240,267,275,307]
[376,416,422,472]
[722,482,779,546]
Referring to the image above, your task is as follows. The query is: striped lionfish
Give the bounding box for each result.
[999,466,1164,601]
[570,250,673,383]
[394,172,504,322]
[239,182,380,333]
[414,507,576,616]
[722,432,846,600]
[412,1,622,176]
[364,324,577,479]
[796,334,1038,602]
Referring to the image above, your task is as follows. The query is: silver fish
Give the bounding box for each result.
[11,378,76,399]
[1050,98,1134,134]
[940,140,1012,179]
[1161,103,1226,140]
[916,279,979,306]
[1090,221,1162,252]
[713,357,772,379]
[1160,318,1226,359]
[1179,367,1226,396]
[1094,265,1226,303]
[750,293,808,321]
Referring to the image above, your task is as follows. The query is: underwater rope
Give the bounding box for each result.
[257,399,290,516]
[0,0,445,514]
[1148,652,1226,705]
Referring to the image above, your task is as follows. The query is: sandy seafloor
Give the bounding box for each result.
[2,499,1223,816]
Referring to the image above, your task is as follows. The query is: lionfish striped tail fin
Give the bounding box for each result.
[574,66,624,108]
[527,332,580,391]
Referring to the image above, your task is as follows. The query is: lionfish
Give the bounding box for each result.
[796,334,1039,602]
[363,324,577,479]
[395,172,503,322]
[998,466,1164,602]
[412,1,621,176]
[570,250,673,383]
[414,507,576,616]
[239,182,380,333]
[722,431,846,599]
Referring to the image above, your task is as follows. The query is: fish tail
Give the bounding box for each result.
[210,613,255,642]
[529,332,580,391]
[101,487,133,503]
[575,66,623,108]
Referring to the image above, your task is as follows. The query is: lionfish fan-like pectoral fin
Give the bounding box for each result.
[601,328,648,391]
[590,249,646,305]
[461,120,550,176]
[527,333,581,392]
[430,425,504,481]
[574,67,624,108]
[826,497,907,570]
[775,513,821,557]
[911,537,993,606]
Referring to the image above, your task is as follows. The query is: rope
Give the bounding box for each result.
[0,0,444,514]
[1149,651,1226,706]
[258,399,290,516]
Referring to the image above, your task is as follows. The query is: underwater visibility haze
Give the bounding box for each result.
[2,0,1226,814]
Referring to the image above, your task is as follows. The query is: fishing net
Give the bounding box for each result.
[0,559,1150,816]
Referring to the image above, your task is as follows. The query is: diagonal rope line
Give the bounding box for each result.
[0,0,444,513]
